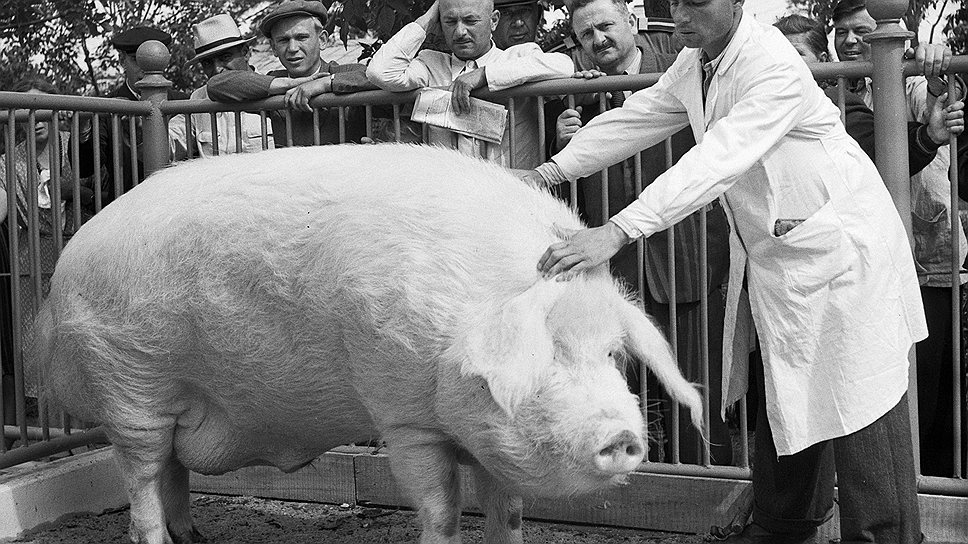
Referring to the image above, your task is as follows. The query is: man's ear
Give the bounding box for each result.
[491,9,500,31]
[319,29,330,42]
[819,51,830,63]
[627,12,637,30]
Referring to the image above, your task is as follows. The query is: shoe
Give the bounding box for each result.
[721,523,818,544]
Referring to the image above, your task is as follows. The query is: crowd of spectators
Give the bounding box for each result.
[2,0,968,500]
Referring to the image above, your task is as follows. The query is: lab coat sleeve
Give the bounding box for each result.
[611,62,806,239]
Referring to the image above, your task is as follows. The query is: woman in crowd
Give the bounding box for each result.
[1,76,94,440]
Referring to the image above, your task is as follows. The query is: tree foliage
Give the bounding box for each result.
[943,5,967,54]
[0,0,265,96]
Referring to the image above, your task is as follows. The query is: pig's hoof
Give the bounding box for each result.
[168,526,206,544]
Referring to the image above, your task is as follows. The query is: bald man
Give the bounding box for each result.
[367,0,572,168]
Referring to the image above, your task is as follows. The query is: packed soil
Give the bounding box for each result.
[14,494,711,544]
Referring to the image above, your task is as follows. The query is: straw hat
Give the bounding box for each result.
[189,14,257,63]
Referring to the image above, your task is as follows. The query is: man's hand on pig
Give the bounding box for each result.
[538,221,630,279]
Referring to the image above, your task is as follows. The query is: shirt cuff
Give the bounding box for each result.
[609,214,644,241]
[914,124,943,153]
[534,161,568,188]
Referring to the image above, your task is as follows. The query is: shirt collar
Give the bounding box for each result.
[125,79,141,99]
[450,41,499,76]
[619,48,643,76]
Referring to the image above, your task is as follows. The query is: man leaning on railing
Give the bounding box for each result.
[168,14,275,159]
[205,0,377,147]
[366,0,573,169]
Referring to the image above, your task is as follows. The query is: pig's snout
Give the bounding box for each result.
[594,430,645,474]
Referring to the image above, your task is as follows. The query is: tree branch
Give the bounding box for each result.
[0,14,62,33]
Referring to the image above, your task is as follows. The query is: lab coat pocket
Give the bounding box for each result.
[773,201,851,296]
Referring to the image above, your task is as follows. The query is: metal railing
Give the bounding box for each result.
[0,2,965,506]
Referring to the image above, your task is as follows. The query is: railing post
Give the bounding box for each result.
[864,0,920,469]
[135,40,173,176]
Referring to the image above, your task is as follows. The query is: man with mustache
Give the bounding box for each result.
[367,0,573,168]
[521,0,930,541]
[206,0,376,147]
[549,0,732,467]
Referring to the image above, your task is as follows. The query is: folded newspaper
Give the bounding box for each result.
[411,88,508,144]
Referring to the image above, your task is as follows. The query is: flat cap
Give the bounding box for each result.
[111,26,173,53]
[259,0,329,38]
[494,0,539,7]
[832,0,866,21]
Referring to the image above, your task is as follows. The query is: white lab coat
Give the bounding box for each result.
[552,14,928,456]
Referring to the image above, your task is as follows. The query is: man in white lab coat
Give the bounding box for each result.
[521,0,928,542]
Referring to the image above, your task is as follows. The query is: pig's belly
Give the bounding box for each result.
[172,394,376,475]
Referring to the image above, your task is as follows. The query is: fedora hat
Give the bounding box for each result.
[190,14,257,63]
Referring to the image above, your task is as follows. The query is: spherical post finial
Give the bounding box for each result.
[136,40,171,73]
[866,0,908,23]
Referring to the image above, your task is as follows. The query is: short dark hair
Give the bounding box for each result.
[831,0,866,23]
[774,14,828,59]
[569,0,628,19]
[11,75,59,95]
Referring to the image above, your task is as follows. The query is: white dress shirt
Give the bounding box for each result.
[367,22,573,168]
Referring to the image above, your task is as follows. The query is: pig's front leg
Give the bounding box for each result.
[160,458,204,543]
[472,464,524,544]
[385,429,463,544]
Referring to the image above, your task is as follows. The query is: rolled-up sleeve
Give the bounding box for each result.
[484,45,573,90]
[366,22,433,91]
[207,71,274,102]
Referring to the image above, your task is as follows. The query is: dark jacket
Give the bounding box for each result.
[824,85,941,176]
[77,82,188,206]
[206,62,376,148]
[547,33,730,305]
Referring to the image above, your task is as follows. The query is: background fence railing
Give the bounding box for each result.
[1,17,966,510]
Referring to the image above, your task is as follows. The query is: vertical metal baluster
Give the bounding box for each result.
[128,115,138,187]
[210,112,220,157]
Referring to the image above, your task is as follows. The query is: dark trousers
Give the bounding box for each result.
[647,287,732,466]
[752,351,921,543]
[915,285,964,477]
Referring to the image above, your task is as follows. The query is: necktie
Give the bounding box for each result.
[607,73,633,197]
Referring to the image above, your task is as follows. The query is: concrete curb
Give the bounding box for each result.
[0,448,126,542]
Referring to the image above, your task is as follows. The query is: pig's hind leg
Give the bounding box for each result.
[109,420,202,544]
[471,464,524,544]
[384,428,463,544]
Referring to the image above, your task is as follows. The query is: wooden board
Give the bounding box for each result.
[190,448,968,540]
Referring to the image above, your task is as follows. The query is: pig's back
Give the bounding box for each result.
[45,144,581,426]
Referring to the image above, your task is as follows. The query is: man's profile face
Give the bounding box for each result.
[670,0,739,55]
[493,3,541,49]
[200,45,251,79]
[833,8,875,62]
[440,0,499,61]
[571,0,638,74]
[271,16,324,77]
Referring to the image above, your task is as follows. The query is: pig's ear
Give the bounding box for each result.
[459,280,568,415]
[615,298,705,434]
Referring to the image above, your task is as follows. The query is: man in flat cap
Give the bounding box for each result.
[169,14,274,158]
[367,0,573,169]
[833,0,966,481]
[492,0,542,49]
[206,0,375,147]
[77,26,188,207]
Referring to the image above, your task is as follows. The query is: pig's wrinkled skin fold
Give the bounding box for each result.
[30,144,703,544]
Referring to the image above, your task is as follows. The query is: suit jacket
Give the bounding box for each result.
[552,15,926,455]
[550,33,729,304]
[206,62,376,148]
[77,81,188,206]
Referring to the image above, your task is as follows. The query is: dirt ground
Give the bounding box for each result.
[14,494,712,544]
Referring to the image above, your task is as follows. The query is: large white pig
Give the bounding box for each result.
[32,144,703,544]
